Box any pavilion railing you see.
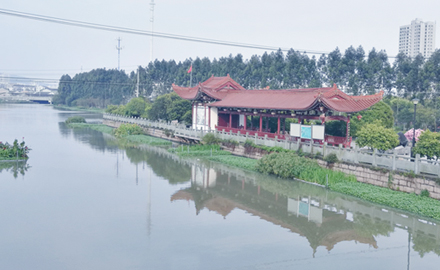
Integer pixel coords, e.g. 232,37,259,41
103,114,440,177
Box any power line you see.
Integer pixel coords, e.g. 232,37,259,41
0,8,332,56
5,75,148,87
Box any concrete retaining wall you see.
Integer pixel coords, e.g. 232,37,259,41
104,116,440,200
319,160,440,199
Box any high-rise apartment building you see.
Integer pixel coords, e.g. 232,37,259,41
399,18,436,58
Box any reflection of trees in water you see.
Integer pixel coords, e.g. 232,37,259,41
58,122,71,138
0,161,30,178
412,231,440,257
59,121,190,185
58,122,118,153
124,146,191,185
353,214,393,239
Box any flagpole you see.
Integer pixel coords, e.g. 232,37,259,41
190,63,193,88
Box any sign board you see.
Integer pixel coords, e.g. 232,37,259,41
301,126,312,139
290,123,325,141
290,123,301,137
312,125,325,140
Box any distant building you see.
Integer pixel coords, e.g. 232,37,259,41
399,18,436,58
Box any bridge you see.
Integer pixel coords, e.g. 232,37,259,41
1,95,52,104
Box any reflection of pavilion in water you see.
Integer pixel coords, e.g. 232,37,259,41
171,162,440,257
172,164,378,255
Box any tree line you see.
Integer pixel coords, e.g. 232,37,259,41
53,47,440,130
54,47,440,106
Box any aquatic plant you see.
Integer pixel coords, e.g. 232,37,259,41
114,123,144,137
65,116,86,124
0,139,31,160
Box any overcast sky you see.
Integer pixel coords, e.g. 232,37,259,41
1,0,439,82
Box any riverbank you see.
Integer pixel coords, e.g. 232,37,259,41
77,121,440,221
53,105,105,113
171,144,440,221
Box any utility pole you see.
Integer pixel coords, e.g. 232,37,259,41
136,66,140,98
116,37,123,70
150,0,155,63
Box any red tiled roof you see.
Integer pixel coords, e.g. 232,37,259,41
172,74,244,100
172,77,383,113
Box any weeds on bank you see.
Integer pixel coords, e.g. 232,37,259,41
169,144,230,157
255,151,356,186
332,181,440,220
66,122,171,146
207,155,258,171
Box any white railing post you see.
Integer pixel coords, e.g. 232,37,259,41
372,148,377,166
415,154,420,174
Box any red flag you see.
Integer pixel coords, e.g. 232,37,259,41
187,65,192,74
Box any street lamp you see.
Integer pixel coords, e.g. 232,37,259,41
412,98,419,157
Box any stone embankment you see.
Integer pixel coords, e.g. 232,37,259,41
104,118,440,200
329,161,440,199
223,145,440,200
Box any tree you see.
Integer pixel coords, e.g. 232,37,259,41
350,101,394,137
356,123,399,151
53,74,72,105
167,98,191,123
413,130,440,160
148,92,191,122
125,97,148,117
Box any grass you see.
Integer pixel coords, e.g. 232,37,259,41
207,155,258,171
54,105,105,113
169,145,230,157
67,123,172,146
124,134,172,146
169,144,230,157
331,181,440,220
67,123,114,134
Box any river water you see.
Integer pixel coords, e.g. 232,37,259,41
1,103,439,270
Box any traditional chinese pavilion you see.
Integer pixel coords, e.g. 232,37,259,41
172,75,383,146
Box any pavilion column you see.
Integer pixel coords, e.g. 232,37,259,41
259,116,263,132
208,106,211,130
346,115,351,147
243,115,247,130
277,117,280,134
250,116,253,129
229,113,232,128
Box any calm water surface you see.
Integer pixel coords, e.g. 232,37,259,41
1,104,440,270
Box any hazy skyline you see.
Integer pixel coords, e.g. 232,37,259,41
1,0,439,82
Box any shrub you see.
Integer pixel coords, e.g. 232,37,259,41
65,116,86,124
356,122,399,151
163,129,174,137
114,123,144,137
105,104,119,114
221,139,238,150
324,153,338,164
413,130,440,160
202,133,221,145
256,151,356,185
420,189,430,197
